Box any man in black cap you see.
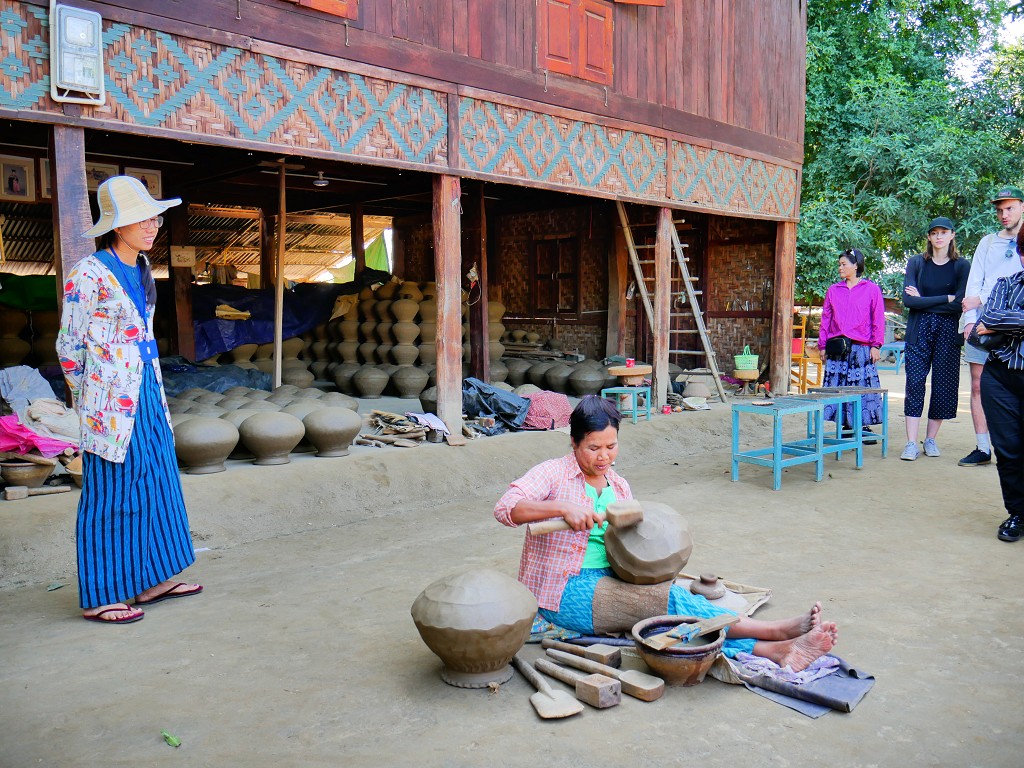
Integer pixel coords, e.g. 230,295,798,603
959,185,1024,466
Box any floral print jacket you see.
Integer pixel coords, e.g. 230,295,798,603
56,252,172,463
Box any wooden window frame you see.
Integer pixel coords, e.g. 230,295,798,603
281,0,358,22
537,0,614,86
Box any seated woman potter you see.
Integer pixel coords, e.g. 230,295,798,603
494,396,838,671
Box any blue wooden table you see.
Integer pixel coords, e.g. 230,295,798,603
787,391,865,468
731,398,825,491
807,386,890,459
601,385,652,424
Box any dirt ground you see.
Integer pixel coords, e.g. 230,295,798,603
1,366,1022,767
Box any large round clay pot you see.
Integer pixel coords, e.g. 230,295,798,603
419,386,438,415
238,399,279,412
528,361,556,388
220,409,261,459
399,281,423,302
504,358,532,387
332,362,362,395
176,387,209,402
244,389,272,401
487,300,506,324
281,367,315,388
302,407,363,457
281,400,324,453
173,417,239,474
195,391,225,405
190,403,227,417
238,412,304,465
392,365,429,399
605,501,693,585
353,366,389,399
0,460,52,488
411,568,537,688
318,392,359,410
544,363,574,393
513,383,542,397
170,412,197,429
217,396,252,412
391,344,419,366
418,342,437,365
486,359,508,385
167,399,193,414
392,321,419,345
569,366,606,396
390,297,419,323
683,382,712,399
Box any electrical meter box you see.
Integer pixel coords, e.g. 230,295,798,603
50,3,105,105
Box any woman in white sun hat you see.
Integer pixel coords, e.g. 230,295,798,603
57,176,202,625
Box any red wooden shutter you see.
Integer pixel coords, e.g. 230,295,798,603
540,0,576,77
579,0,613,85
612,0,665,6
297,0,358,21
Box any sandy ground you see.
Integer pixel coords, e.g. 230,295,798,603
0,366,1022,767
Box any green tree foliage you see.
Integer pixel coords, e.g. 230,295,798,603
798,0,1024,301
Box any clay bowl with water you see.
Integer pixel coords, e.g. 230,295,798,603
631,615,725,686
0,460,52,488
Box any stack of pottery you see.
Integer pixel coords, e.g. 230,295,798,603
338,299,360,364
418,296,437,366
487,300,505,363
227,343,258,369
0,307,30,367
390,296,420,366
411,568,538,688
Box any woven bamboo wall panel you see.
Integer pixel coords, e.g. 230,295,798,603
672,142,799,219
459,97,668,202
0,1,447,166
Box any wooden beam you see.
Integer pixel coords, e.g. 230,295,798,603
771,221,797,396
351,203,365,275
260,205,275,289
606,204,628,358
432,174,463,434
166,204,195,360
464,183,488,382
48,125,92,294
274,162,287,388
653,207,672,409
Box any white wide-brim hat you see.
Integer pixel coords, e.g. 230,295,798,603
83,175,182,237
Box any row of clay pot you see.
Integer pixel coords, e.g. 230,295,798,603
170,386,364,473
0,308,69,368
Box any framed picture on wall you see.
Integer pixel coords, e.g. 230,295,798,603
84,162,118,191
124,167,162,198
38,158,52,199
0,155,36,202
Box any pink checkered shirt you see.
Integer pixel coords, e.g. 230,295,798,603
494,453,632,611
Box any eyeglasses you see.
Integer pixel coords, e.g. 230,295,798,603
138,216,164,230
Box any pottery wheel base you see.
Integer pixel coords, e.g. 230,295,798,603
440,664,514,689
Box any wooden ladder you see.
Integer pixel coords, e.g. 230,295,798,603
615,202,729,403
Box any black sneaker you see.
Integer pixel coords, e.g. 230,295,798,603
958,448,992,466
998,515,1022,542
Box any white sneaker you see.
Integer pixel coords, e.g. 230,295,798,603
923,438,940,457
900,442,920,461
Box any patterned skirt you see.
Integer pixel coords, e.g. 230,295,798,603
77,364,195,608
822,342,883,427
539,567,756,658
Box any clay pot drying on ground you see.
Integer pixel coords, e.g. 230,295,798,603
488,360,508,384
238,412,305,465
302,407,362,457
189,403,227,417
332,362,362,395
503,358,532,387
170,412,197,428
176,387,209,402
569,366,606,396
237,399,279,412
353,366,389,399
318,392,358,410
281,367,315,388
683,382,712,399
217,396,252,412
513,383,542,397
544,363,574,393
527,361,556,388
220,409,262,459
173,417,239,474
689,574,727,600
605,500,693,585
411,568,537,688
392,365,429,398
419,386,438,415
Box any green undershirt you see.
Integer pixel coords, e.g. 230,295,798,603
580,483,617,569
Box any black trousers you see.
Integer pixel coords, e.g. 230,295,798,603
980,359,1024,518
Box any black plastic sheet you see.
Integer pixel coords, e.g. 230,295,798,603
462,377,530,430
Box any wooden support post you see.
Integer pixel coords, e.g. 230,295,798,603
464,183,488,382
166,205,194,360
48,126,92,294
259,208,274,289
433,174,463,435
607,204,628,358
653,207,672,409
351,202,365,275
273,162,287,389
771,221,797,396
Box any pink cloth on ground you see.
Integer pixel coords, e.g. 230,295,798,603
522,391,573,430
0,415,76,457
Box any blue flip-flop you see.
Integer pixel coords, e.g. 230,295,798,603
135,582,204,606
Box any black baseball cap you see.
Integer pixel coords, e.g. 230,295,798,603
991,186,1024,203
926,217,955,232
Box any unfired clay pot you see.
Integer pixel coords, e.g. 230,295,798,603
353,366,389,399
302,407,363,457
488,360,508,384
419,386,438,415
392,366,428,398
318,392,359,410
238,412,305,465
411,568,537,688
527,361,556,388
544,363,574,393
569,366,605,396
689,573,727,600
333,362,361,395
221,409,261,459
503,358,532,387
605,500,693,585
173,417,239,474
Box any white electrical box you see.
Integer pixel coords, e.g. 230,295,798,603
50,3,105,105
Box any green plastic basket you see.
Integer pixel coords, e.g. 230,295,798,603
734,345,759,370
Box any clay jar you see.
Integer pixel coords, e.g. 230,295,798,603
302,407,363,457
173,417,239,474
503,358,532,387
568,366,606,396
411,568,538,688
690,573,727,600
391,365,429,398
332,362,362,395
605,500,693,585
527,361,557,388
353,365,389,399
419,385,438,415
220,409,261,459
488,359,508,385
544,363,574,393
238,412,305,465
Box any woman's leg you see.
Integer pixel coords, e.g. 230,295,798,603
903,329,931,442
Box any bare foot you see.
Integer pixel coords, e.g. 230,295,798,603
800,601,823,634
729,602,825,642
778,623,837,672
83,603,144,623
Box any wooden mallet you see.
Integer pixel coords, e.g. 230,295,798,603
545,648,665,701
541,637,621,668
4,485,72,500
534,658,621,709
528,499,643,536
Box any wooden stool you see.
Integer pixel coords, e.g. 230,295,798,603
601,386,652,424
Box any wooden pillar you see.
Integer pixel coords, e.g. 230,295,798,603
653,207,672,409
770,221,797,395
166,205,195,360
351,203,365,275
606,206,628,358
259,208,274,289
433,174,463,434
464,183,488,382
48,126,92,293
273,163,287,389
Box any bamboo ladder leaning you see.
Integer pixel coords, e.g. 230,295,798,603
614,202,728,403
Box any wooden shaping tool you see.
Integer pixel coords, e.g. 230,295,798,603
641,614,741,652
534,658,620,709
545,648,664,702
541,638,621,668
510,654,583,719
527,499,643,537
4,485,72,500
